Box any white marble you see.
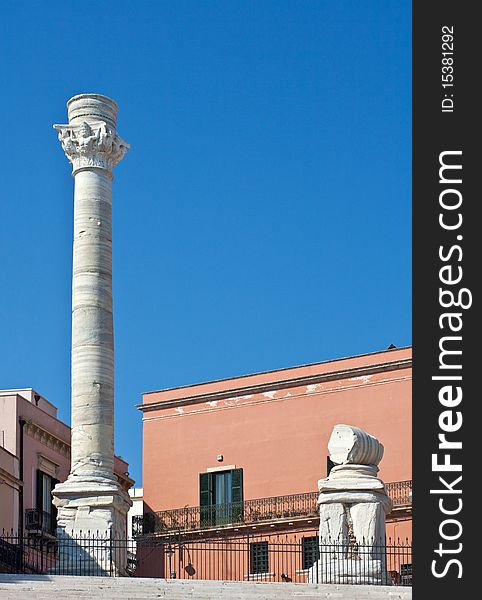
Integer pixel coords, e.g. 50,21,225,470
0,575,413,600
327,423,384,466
51,94,131,574
309,425,392,585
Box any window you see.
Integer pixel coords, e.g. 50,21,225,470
199,468,243,526
250,541,269,574
36,470,58,533
302,536,320,570
213,470,232,505
400,563,412,585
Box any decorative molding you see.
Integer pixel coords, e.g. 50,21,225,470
207,465,236,473
0,465,22,488
24,421,71,459
38,453,60,478
115,472,135,492
53,120,129,174
23,421,131,486
139,358,412,414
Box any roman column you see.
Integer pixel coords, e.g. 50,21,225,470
51,94,131,573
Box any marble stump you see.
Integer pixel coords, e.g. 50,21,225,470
308,425,392,584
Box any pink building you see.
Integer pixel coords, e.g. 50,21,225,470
0,388,133,537
138,347,412,544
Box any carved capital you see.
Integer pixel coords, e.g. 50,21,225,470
53,120,129,174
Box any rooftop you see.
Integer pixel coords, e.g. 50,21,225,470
140,346,412,412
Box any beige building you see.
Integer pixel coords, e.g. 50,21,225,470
127,488,144,540
0,445,20,532
0,388,133,538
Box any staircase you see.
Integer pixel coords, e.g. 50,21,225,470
0,574,411,599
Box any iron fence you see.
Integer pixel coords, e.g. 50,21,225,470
0,530,411,586
134,481,412,535
0,537,23,573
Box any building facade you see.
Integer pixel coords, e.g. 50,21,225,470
0,445,20,533
127,487,144,540
136,347,411,580
0,388,133,539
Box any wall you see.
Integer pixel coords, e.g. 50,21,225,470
127,487,144,539
17,394,71,512
0,446,20,532
0,393,18,456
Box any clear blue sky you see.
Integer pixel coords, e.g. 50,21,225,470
0,1,411,485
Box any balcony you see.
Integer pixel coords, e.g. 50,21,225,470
386,479,412,519
25,509,56,538
133,480,412,536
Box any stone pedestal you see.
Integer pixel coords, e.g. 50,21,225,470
51,94,131,575
309,425,392,585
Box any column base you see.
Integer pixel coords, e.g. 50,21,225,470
51,478,132,576
308,558,391,585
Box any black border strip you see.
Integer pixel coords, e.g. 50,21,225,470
413,2,477,595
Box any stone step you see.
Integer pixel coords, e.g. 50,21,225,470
0,575,412,599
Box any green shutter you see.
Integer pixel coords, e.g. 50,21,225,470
36,470,44,511
231,468,243,503
199,472,212,506
231,468,243,523
199,472,214,527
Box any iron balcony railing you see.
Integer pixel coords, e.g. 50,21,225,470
25,509,56,536
386,480,412,508
134,492,318,536
133,480,412,536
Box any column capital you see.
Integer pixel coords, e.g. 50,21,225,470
54,120,130,175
